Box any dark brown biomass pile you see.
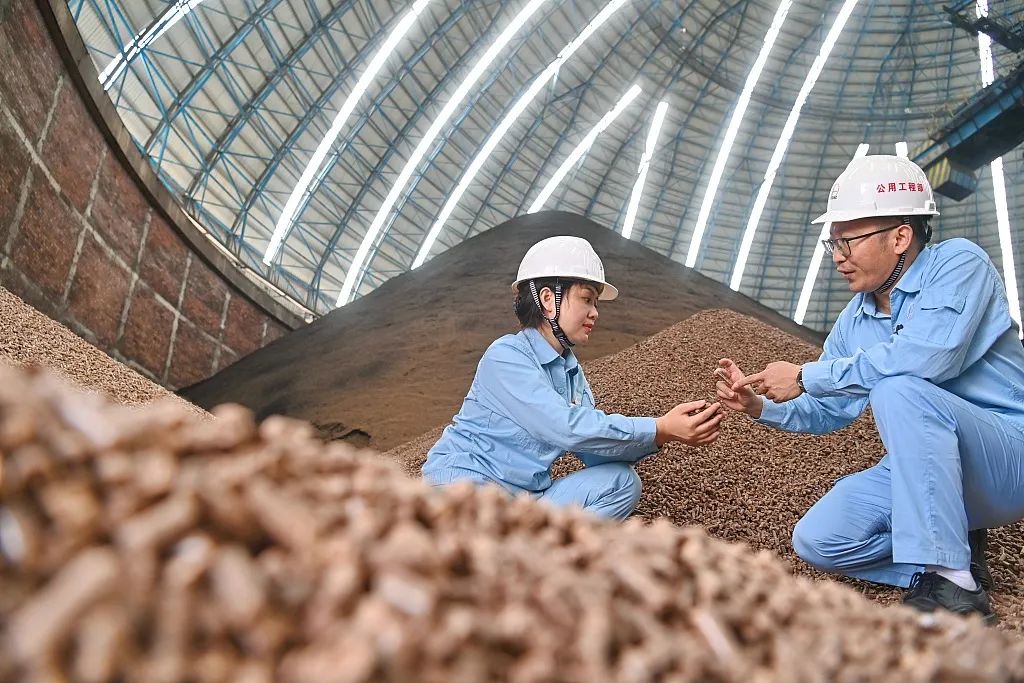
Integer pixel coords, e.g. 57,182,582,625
3,363,1024,682
386,309,1024,632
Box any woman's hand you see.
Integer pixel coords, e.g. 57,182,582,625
714,359,762,418
655,400,723,447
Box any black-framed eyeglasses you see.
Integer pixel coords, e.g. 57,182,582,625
821,223,906,257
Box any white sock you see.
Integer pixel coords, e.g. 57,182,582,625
927,565,978,591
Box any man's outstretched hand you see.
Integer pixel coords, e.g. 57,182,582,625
731,360,803,404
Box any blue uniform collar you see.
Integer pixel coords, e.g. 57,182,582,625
854,246,932,318
522,326,578,370
892,245,930,294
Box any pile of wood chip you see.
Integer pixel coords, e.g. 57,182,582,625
2,364,1023,682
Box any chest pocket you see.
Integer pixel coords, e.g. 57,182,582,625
907,292,967,345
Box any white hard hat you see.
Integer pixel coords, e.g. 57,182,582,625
511,236,618,300
812,155,940,224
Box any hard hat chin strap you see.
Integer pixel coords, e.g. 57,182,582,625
875,251,907,294
529,280,574,351
875,217,911,294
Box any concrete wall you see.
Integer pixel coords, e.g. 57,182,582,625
0,0,302,389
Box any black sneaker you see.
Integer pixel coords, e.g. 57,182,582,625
903,571,997,625
969,528,994,591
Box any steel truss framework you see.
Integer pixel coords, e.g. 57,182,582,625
68,0,1023,329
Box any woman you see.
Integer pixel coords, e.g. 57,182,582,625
422,235,722,520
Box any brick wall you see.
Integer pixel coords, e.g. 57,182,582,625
0,0,295,389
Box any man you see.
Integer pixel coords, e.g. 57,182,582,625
715,154,1024,624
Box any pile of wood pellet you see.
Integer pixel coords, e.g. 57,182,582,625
387,309,1024,632
4,363,1024,682
0,286,201,415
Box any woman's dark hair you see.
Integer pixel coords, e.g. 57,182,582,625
515,278,564,328
514,278,604,328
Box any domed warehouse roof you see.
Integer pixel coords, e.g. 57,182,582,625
66,0,1024,330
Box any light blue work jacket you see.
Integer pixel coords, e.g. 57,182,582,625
759,238,1024,434
422,326,658,492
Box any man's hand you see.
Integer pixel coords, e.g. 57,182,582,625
714,359,762,418
655,400,723,447
734,361,803,404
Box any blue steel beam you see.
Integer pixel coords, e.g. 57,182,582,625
299,5,484,299
78,1,355,308
368,4,651,266
366,1,579,274
69,0,87,21
84,0,180,121
916,64,1024,168
284,4,506,257
255,3,477,282
94,0,213,93
510,9,658,217
514,79,593,215
539,11,803,231
141,0,286,155
231,9,468,246
144,6,225,174
181,3,362,215
758,0,885,311
75,0,998,320
299,0,356,75
345,7,607,296
184,0,364,203
466,81,589,237
586,2,743,224
316,2,589,298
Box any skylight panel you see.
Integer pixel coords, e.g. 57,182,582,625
336,0,552,306
263,0,433,266
684,0,793,267
977,0,1021,334
411,0,634,270
99,0,210,90
792,143,868,325
528,84,642,214
621,101,668,239
729,0,860,292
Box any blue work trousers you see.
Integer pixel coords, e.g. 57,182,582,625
793,375,1024,587
424,462,642,521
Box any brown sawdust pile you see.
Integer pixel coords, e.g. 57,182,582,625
386,309,1024,632
0,286,202,416
4,364,1024,682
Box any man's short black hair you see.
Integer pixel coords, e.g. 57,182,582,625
908,216,933,246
